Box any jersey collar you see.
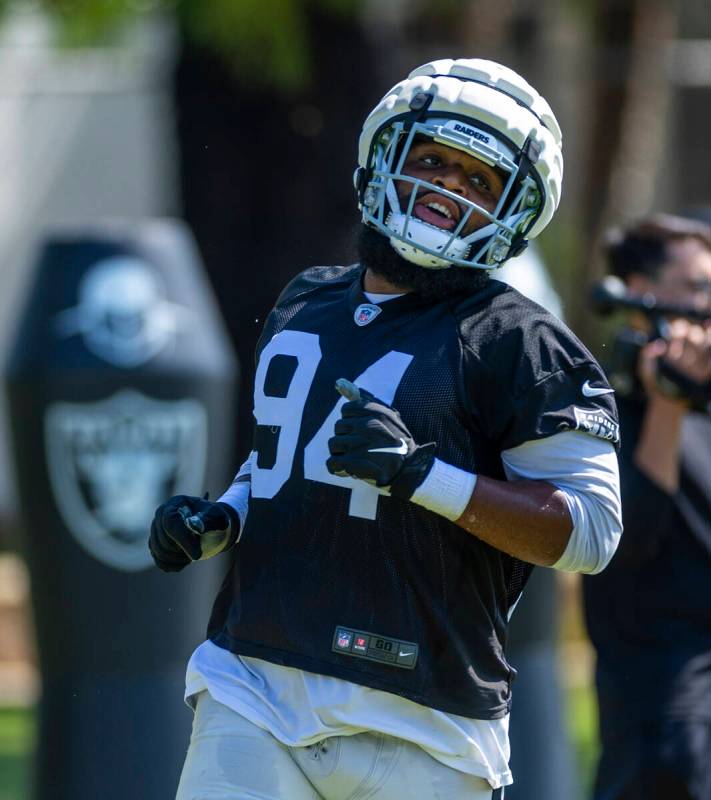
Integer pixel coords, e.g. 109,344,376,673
347,266,438,316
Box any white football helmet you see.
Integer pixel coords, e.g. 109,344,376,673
355,58,563,269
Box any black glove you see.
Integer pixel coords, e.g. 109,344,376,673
149,494,237,573
326,385,436,499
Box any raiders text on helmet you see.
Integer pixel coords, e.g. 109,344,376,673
355,58,563,270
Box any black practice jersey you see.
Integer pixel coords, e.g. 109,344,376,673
208,264,619,719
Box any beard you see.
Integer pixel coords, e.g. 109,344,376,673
355,224,489,302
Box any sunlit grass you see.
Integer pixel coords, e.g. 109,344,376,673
567,682,600,797
0,706,34,800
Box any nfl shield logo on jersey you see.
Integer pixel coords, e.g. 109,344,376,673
45,389,207,571
354,303,382,327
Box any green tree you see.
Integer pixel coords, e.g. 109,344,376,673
35,0,360,90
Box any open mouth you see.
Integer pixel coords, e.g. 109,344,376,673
412,194,461,232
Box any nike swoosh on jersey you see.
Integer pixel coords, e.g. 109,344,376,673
582,380,615,397
368,438,409,455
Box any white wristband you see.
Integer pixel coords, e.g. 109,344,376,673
217,481,250,538
215,452,254,544
410,458,477,521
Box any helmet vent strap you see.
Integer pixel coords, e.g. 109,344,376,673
526,138,541,164
515,135,536,183
404,92,434,129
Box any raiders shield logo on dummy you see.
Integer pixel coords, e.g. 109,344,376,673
45,389,208,571
53,255,185,367
4,218,239,798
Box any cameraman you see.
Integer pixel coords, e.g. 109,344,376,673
584,214,711,800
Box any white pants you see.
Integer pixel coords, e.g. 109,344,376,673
176,691,500,800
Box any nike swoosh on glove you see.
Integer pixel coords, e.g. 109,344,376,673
326,384,436,499
149,494,238,572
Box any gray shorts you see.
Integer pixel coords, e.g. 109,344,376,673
176,691,502,800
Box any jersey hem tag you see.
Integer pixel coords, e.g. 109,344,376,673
332,625,419,669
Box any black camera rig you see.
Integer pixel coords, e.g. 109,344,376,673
591,276,711,408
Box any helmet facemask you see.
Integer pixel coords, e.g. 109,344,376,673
359,116,543,270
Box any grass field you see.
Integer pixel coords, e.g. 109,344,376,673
0,707,33,800
567,683,601,794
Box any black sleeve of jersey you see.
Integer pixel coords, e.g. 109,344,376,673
459,287,620,452
504,361,620,450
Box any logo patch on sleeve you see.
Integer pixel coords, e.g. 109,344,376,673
573,406,620,443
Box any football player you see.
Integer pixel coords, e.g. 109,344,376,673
150,58,622,799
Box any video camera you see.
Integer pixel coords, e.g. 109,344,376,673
591,275,711,408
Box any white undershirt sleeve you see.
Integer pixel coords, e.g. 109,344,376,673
216,451,254,540
501,431,622,574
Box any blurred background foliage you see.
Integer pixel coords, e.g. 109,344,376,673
17,0,709,361
34,0,364,89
